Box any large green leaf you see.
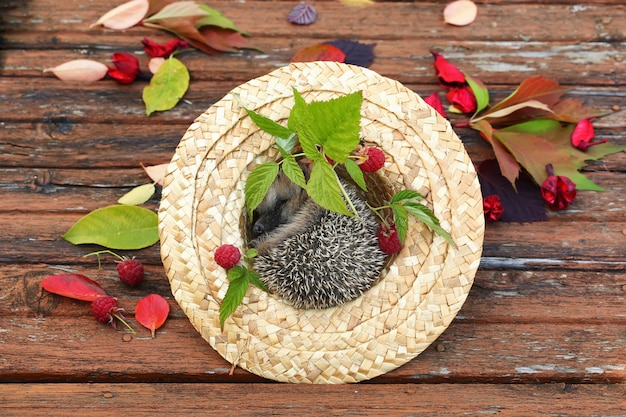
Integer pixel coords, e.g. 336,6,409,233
244,162,280,216
219,271,249,329
62,205,159,250
143,57,189,116
307,159,351,216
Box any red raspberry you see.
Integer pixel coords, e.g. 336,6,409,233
214,244,241,269
117,257,144,287
359,147,385,173
377,223,403,255
91,296,121,324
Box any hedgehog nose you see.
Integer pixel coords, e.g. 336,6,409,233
253,222,266,236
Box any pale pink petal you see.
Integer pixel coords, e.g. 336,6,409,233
43,59,108,82
148,57,166,74
91,0,150,30
444,0,478,27
143,163,169,186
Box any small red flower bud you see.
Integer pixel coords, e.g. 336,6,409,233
424,92,447,118
483,194,504,222
541,164,577,211
430,51,466,87
571,119,607,151
142,37,188,58
446,86,477,114
108,52,140,84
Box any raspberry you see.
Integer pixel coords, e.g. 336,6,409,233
215,244,241,269
359,147,385,173
91,296,121,324
117,257,144,287
377,223,403,255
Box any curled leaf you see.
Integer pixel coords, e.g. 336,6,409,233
44,60,108,82
444,0,478,27
62,205,159,250
41,274,107,302
118,183,156,205
135,294,170,338
91,0,149,30
288,2,318,25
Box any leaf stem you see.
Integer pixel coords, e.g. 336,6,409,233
336,174,360,218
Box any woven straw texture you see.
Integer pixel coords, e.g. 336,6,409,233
158,61,484,384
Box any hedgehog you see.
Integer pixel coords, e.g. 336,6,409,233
249,165,387,310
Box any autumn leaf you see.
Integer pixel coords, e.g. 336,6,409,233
199,27,248,53
483,76,568,117
91,0,150,30
44,60,108,82
550,98,611,123
135,294,170,338
41,274,108,302
291,44,346,63
196,5,248,34
324,40,376,67
473,119,522,187
339,0,375,7
288,1,318,25
142,56,189,116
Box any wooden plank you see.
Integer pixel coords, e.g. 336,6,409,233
0,383,624,417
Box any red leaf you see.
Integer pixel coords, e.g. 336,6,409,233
41,274,107,302
291,44,346,63
135,294,170,338
199,27,248,53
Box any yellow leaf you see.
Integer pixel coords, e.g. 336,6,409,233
43,59,108,82
91,0,149,30
444,0,478,27
338,0,375,8
118,183,156,205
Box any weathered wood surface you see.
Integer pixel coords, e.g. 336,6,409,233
1,0,625,414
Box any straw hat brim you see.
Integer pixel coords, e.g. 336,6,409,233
158,61,485,384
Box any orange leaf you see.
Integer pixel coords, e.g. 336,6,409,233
135,294,170,338
291,44,346,63
43,59,108,82
91,0,149,30
444,0,478,27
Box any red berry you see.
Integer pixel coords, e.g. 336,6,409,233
91,296,121,324
214,244,241,269
377,223,403,255
117,257,144,287
359,147,385,172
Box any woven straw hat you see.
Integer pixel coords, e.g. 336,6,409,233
159,61,484,384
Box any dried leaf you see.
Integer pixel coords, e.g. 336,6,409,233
143,163,169,185
135,294,170,338
484,76,568,117
91,0,149,30
473,99,553,122
41,274,107,302
62,205,159,250
324,39,376,67
118,183,156,205
199,27,248,52
291,44,346,63
44,59,108,82
142,57,190,116
477,159,548,223
288,2,318,25
444,0,478,27
338,0,375,7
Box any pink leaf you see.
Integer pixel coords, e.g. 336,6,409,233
288,2,317,25
43,60,108,82
41,274,107,302
143,162,169,185
148,57,166,74
444,0,478,27
135,294,170,338
91,0,150,30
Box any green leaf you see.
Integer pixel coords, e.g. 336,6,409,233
245,248,258,259
465,73,489,114
288,88,308,132
403,202,456,248
142,57,189,116
344,158,367,191
281,154,307,189
276,133,298,154
196,5,247,34
143,1,209,22
117,183,156,205
247,269,269,292
62,205,159,250
226,266,247,282
243,106,294,139
390,190,424,204
244,162,280,216
307,159,351,216
302,91,363,163
391,203,409,244
219,272,249,329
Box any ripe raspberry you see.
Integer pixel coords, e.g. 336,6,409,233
359,147,385,173
215,244,241,269
377,223,403,255
91,295,121,324
117,257,144,287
